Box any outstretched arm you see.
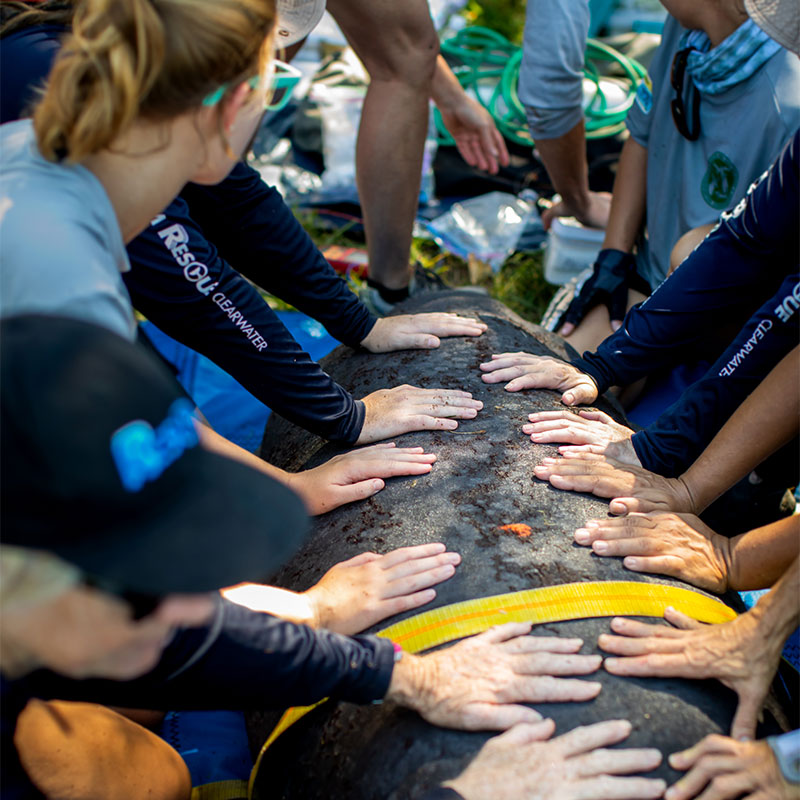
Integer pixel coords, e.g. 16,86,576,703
534,346,799,516
222,542,461,635
575,511,800,593
676,345,799,514
198,425,442,515
535,123,613,232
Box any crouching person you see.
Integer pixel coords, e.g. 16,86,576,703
1,315,608,799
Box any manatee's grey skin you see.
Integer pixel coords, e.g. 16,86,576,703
248,291,781,799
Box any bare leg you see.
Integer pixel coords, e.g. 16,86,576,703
564,288,648,356
327,0,439,292
15,700,191,800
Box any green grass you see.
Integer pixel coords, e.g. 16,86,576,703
281,208,557,325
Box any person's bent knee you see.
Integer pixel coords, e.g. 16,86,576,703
328,0,439,86
15,699,191,800
668,224,716,275
358,25,438,86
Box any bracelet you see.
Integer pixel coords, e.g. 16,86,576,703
372,642,404,705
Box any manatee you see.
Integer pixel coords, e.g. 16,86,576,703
247,291,790,799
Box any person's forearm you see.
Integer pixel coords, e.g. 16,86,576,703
181,164,376,348
220,583,316,627
679,347,799,512
35,600,395,711
196,422,289,483
534,120,594,218
601,137,647,252
430,54,466,111
726,516,800,591
748,556,800,652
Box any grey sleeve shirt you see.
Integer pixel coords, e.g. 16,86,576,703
0,120,135,340
519,0,590,139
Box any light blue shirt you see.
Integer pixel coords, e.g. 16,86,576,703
626,16,800,289
0,119,135,339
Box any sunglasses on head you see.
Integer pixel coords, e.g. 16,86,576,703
202,60,302,113
83,575,163,621
670,47,701,141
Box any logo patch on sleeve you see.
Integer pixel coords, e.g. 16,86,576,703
635,75,653,114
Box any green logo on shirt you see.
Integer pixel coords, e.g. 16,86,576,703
701,151,739,210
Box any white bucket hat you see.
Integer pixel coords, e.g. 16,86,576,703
745,0,800,55
275,0,327,47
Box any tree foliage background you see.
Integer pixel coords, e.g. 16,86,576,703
462,0,527,44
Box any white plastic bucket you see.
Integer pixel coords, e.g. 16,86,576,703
543,217,605,285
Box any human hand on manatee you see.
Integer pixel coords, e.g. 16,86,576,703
357,384,483,444
558,437,641,466
303,543,461,634
288,443,437,514
480,353,598,405
443,719,665,800
361,313,487,353
222,543,460,636
600,606,782,742
665,734,799,800
533,452,695,515
574,512,731,593
386,622,603,730
522,409,635,452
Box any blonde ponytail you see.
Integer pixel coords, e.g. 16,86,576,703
33,0,275,162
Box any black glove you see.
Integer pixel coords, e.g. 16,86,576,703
557,249,637,331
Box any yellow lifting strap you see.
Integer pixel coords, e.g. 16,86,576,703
191,779,249,800
248,580,736,796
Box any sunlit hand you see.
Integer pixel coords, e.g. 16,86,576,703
304,543,461,634
480,353,598,405
574,512,730,593
357,385,483,444
533,452,695,515
444,719,665,800
388,622,602,730
223,543,459,636
288,443,437,514
522,409,634,450
361,313,487,353
437,94,510,175
667,735,799,800
541,191,612,232
600,606,781,741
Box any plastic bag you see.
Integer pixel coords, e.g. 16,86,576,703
425,190,542,271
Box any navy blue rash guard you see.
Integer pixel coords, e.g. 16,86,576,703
2,25,377,444
127,169,374,443
0,24,64,124
1,599,394,799
573,130,800,477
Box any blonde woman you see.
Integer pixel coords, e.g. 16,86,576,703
1,0,493,518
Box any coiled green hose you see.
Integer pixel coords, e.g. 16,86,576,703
436,26,648,146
